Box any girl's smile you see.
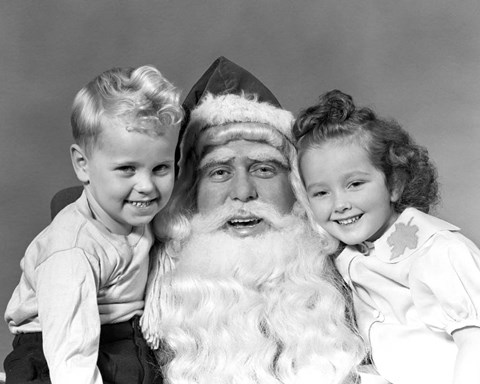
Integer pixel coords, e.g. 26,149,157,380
335,214,362,225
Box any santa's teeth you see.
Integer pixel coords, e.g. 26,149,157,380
230,218,260,226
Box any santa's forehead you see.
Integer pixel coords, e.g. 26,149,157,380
199,140,286,167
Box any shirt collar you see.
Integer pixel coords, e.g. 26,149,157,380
359,208,459,262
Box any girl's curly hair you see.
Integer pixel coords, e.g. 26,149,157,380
293,89,439,213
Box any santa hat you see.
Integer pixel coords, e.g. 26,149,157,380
176,56,295,176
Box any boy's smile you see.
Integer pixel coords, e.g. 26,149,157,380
126,199,156,208
72,117,179,235
125,197,159,214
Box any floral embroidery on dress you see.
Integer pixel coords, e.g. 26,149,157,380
387,217,419,259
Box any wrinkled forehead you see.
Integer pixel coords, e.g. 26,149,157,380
195,121,289,166
199,140,288,169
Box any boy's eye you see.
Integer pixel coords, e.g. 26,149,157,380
153,164,171,175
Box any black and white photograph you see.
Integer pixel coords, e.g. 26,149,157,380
1,1,479,383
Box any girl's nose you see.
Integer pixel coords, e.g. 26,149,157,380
334,195,352,213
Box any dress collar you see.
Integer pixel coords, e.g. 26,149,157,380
356,208,459,262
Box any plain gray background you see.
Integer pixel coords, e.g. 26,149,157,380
1,0,479,365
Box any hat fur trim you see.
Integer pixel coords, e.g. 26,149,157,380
187,93,294,141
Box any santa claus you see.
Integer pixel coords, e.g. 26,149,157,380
141,57,365,384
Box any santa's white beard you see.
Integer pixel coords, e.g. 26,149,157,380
152,202,361,384
174,202,303,289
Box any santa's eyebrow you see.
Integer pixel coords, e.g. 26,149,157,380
259,158,290,171
199,146,288,170
198,156,234,172
246,152,289,169
199,146,235,169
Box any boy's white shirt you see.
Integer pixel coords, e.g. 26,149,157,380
335,207,480,384
5,191,153,384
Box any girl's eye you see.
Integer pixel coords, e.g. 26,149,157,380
117,166,135,174
349,181,365,189
312,190,328,198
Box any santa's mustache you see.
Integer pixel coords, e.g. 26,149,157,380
190,200,295,235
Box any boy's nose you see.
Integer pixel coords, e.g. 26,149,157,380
229,172,257,203
136,174,155,194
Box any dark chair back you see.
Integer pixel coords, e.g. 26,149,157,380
50,186,83,219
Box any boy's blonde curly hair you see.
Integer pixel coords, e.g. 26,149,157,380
71,65,183,154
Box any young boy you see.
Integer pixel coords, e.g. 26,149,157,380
4,65,183,384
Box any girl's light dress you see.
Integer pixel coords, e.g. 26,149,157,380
335,207,480,384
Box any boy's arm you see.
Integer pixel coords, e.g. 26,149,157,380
36,249,102,384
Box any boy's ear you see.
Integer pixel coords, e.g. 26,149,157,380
70,144,90,184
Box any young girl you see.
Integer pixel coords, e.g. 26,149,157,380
292,89,480,384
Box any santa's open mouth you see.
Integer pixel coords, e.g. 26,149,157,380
221,212,270,237
227,217,263,228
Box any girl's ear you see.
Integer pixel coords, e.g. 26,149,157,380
390,171,406,203
70,144,90,184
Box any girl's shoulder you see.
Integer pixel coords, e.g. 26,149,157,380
409,210,480,279
394,207,459,234
372,208,460,262
402,208,476,252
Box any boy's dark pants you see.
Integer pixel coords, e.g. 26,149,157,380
3,316,163,384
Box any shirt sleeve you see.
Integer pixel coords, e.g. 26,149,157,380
409,233,480,335
36,248,103,384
